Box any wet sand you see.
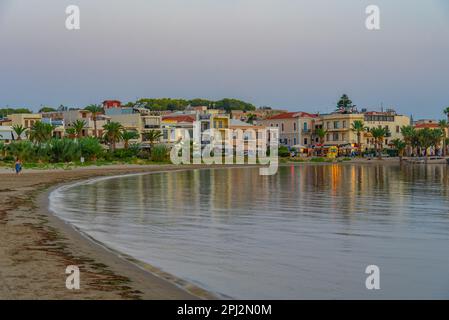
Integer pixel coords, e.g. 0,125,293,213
0,164,228,300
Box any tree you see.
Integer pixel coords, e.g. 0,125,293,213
315,128,327,156
400,125,416,157
246,114,257,124
142,129,162,147
103,122,124,152
370,127,387,159
71,120,86,138
11,124,27,141
444,107,449,120
122,130,139,149
28,121,54,144
65,128,76,139
336,94,357,114
439,120,448,156
84,104,104,138
391,139,406,162
351,120,366,156
38,107,56,113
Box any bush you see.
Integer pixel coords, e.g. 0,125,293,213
278,146,290,158
310,157,326,162
6,141,35,162
49,138,81,163
79,137,104,161
151,144,169,162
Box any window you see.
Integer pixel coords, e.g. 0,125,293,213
281,123,284,132
334,121,340,129
327,122,330,129
304,138,308,145
294,138,297,145
396,126,400,133
343,121,346,128
303,122,308,131
25,120,29,127
293,123,297,131
333,133,339,141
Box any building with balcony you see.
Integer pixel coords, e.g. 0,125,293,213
259,112,318,147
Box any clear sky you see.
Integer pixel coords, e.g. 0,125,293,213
0,0,448,119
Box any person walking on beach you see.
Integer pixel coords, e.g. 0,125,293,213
15,158,22,175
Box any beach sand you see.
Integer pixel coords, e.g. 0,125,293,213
0,164,224,300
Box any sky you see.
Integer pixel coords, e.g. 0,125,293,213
0,0,448,119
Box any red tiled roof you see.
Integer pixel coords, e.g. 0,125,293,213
414,123,439,129
162,115,195,123
266,112,318,120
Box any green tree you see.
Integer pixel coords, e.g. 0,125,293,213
38,107,56,113
28,122,54,144
49,138,81,163
142,129,163,147
72,120,87,138
65,128,76,139
0,108,32,118
103,122,124,152
439,120,448,156
78,137,103,161
391,139,406,162
11,124,27,141
84,104,104,138
336,94,356,114
122,130,140,149
351,120,366,156
246,113,257,124
370,127,387,159
400,125,416,157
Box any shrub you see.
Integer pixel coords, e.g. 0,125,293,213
6,141,35,162
310,157,326,162
151,144,169,162
49,138,81,163
79,137,103,161
278,146,290,158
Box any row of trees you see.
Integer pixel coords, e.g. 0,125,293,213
127,98,256,112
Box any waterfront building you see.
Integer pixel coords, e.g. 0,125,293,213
7,113,42,129
63,110,109,137
161,115,195,144
259,112,318,147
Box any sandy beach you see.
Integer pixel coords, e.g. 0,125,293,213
0,164,230,300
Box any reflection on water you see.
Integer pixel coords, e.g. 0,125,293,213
50,164,449,299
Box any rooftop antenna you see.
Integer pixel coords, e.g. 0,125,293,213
381,102,384,113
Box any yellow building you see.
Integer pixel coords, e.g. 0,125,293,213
319,110,411,150
8,113,42,129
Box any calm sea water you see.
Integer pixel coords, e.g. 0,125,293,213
49,164,449,299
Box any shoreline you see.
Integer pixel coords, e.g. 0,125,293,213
1,164,257,300
1,160,446,299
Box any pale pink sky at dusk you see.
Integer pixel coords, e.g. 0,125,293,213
0,0,448,119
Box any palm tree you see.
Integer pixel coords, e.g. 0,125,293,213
416,128,434,161
315,128,327,156
444,107,449,121
400,125,416,157
438,120,448,156
142,129,163,147
351,120,366,156
72,120,86,138
11,124,27,141
431,128,444,156
122,130,139,149
103,122,124,152
84,104,104,138
370,127,387,159
65,128,76,139
28,121,54,144
391,139,406,162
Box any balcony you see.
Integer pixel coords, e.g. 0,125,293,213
144,124,161,129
